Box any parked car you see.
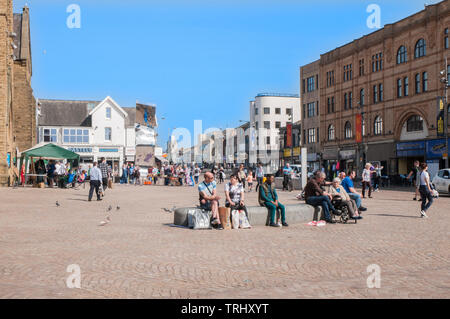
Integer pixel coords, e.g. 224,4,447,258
432,169,450,195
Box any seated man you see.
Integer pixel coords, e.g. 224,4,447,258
258,174,288,227
303,171,340,224
341,171,368,212
329,178,362,220
198,172,223,230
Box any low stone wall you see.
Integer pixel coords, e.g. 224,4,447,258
174,204,323,227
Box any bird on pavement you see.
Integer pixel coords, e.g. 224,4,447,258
116,205,120,211
56,201,60,207
107,205,112,212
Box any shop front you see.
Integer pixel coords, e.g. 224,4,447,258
366,142,395,176
339,149,357,175
322,147,339,180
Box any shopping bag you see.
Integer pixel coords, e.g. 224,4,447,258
108,179,113,189
239,210,252,229
218,207,231,230
231,210,240,229
187,209,212,230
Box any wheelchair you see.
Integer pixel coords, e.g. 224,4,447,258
331,196,357,224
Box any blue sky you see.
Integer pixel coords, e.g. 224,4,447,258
14,0,439,148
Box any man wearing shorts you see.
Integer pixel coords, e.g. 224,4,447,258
198,172,223,230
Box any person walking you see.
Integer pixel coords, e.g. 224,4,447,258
88,162,102,201
282,163,294,192
407,161,421,201
418,163,433,218
373,163,383,191
255,162,264,192
362,163,373,199
194,164,201,184
98,157,109,196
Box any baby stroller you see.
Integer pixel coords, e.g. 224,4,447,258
331,196,357,224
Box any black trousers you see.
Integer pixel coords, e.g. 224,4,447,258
225,203,249,220
102,178,108,191
89,180,101,200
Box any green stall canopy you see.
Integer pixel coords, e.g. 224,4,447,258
21,143,80,161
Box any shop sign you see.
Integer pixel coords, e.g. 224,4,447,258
426,139,449,159
340,150,356,160
99,148,118,153
396,141,425,157
68,147,92,153
322,148,338,160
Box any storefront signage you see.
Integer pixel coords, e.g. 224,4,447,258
396,141,425,157
99,148,119,153
340,150,356,160
322,148,338,160
125,147,136,155
426,139,449,159
68,147,92,153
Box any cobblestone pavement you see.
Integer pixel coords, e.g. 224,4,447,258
0,183,449,299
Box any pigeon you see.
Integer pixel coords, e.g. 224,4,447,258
56,201,60,207
116,205,120,211
99,216,110,226
162,206,176,213
107,205,112,212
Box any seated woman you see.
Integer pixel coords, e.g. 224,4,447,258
77,170,86,188
329,178,362,220
225,174,249,220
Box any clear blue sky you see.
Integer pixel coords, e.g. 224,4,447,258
14,0,438,148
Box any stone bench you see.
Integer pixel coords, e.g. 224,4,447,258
174,204,323,227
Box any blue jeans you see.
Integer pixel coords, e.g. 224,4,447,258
306,196,334,221
348,193,362,208
419,186,433,212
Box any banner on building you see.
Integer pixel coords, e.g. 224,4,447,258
136,103,157,146
135,146,156,167
437,97,445,137
355,114,362,143
286,123,292,148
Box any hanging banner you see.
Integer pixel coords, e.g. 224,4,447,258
437,97,445,137
355,114,362,143
286,123,292,148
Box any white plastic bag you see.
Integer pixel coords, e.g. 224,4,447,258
188,209,211,230
239,211,252,229
231,210,240,229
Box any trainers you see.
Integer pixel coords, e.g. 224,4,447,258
211,218,219,225
359,206,367,212
420,211,428,218
351,216,363,220
269,222,281,227
325,219,336,224
413,197,417,201
217,224,224,230
282,222,289,227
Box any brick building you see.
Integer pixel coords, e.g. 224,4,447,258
300,59,321,172
0,1,35,186
313,0,450,178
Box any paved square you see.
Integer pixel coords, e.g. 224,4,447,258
0,184,449,298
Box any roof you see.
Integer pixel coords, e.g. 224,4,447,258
21,143,80,160
39,99,100,127
123,107,136,127
256,93,299,98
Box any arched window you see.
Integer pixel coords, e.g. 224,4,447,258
344,121,352,139
328,124,335,141
374,116,383,135
407,115,424,132
415,39,426,58
397,46,407,64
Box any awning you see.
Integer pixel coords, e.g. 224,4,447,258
155,155,169,163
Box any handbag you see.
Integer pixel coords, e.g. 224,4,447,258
187,209,212,230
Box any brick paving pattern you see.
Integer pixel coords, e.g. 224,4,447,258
0,183,449,298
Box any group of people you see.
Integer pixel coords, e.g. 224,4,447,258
197,165,288,230
120,162,140,184
161,163,201,186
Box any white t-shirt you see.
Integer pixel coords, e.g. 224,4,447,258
420,171,429,186
362,169,371,182
225,182,244,204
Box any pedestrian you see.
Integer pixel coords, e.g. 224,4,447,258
246,169,254,192
194,164,201,184
373,163,383,191
282,163,294,192
255,162,264,192
121,163,128,184
88,162,102,201
362,163,373,199
237,164,247,190
418,163,433,218
407,161,421,201
98,157,109,196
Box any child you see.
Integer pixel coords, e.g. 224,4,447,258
246,170,254,192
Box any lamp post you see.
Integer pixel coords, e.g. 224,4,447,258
439,58,449,168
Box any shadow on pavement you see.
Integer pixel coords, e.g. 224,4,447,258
368,213,421,219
